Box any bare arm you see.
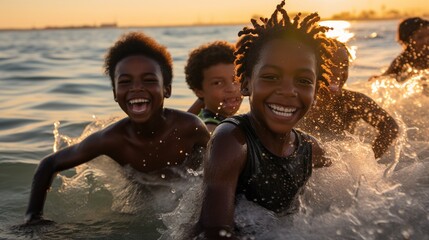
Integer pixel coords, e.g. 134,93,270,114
354,92,399,159
309,135,331,168
187,98,205,115
198,123,247,239
24,131,105,224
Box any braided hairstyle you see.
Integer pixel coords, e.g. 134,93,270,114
234,0,334,89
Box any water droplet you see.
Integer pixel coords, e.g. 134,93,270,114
218,230,227,237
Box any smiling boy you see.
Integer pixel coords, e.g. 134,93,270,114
24,32,210,224
185,41,242,133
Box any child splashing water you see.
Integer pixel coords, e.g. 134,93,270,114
24,32,210,225
369,17,429,82
196,1,334,238
299,40,399,160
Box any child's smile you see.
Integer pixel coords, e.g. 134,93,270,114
246,38,317,134
197,63,242,117
128,97,150,114
267,104,296,118
114,55,169,123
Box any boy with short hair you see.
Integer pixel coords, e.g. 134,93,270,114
185,41,242,133
370,17,429,82
24,32,210,224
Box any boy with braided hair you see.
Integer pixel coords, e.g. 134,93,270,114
197,1,334,238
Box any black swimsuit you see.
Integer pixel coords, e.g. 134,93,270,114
222,114,313,213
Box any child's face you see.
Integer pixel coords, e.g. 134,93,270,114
328,45,349,96
114,55,171,123
244,39,317,134
195,63,242,117
410,26,429,53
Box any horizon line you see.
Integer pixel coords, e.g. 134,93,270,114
0,16,412,32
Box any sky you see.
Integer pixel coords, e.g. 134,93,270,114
0,0,428,29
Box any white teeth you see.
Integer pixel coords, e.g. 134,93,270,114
268,104,296,117
129,98,149,104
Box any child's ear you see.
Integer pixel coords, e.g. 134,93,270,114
194,88,205,99
241,78,250,96
164,85,172,98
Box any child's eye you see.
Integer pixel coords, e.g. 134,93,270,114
297,77,314,85
118,79,131,84
143,78,158,83
212,80,224,86
260,74,279,81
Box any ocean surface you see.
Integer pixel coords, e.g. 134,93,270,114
1,20,428,239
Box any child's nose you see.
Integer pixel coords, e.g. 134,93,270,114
277,79,297,96
131,80,144,90
226,81,239,92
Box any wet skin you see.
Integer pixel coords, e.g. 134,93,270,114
300,46,399,159
197,39,329,239
376,26,429,80
25,55,210,225
194,63,242,132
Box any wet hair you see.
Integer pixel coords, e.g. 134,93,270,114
104,32,173,91
185,41,235,90
397,17,429,46
332,39,352,62
234,0,335,88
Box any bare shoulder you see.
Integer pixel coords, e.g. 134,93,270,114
165,108,206,129
343,89,379,109
208,121,247,163
342,89,369,102
164,108,210,146
205,121,248,178
88,118,129,147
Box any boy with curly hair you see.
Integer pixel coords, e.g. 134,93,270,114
24,32,210,225
185,41,242,133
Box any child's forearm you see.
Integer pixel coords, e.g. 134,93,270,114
25,156,57,223
373,121,399,159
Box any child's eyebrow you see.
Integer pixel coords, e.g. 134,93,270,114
261,64,316,75
117,72,158,78
260,64,282,71
295,68,316,76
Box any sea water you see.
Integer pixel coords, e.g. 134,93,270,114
0,20,428,239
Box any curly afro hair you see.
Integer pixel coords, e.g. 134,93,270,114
397,17,429,46
185,41,235,90
234,0,335,89
104,32,173,91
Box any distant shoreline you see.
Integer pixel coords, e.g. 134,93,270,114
0,17,408,32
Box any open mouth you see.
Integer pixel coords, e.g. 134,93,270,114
267,104,296,117
222,97,242,109
128,98,150,113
